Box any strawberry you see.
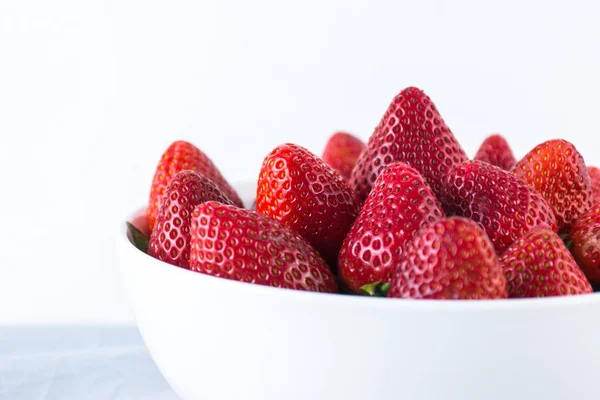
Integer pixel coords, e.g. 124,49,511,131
321,131,366,181
473,134,516,170
338,162,445,294
148,170,234,269
190,202,338,293
349,86,468,202
569,204,600,284
443,160,557,253
512,139,593,233
587,166,600,204
500,227,592,297
388,217,507,300
147,140,243,231
130,208,150,238
256,143,360,268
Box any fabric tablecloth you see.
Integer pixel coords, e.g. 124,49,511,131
0,327,177,399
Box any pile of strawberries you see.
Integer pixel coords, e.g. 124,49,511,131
128,86,600,300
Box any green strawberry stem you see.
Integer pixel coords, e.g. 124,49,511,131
359,281,390,297
126,222,149,253
559,232,573,250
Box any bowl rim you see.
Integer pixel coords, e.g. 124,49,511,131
119,206,600,311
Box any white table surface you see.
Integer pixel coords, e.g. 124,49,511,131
0,327,178,399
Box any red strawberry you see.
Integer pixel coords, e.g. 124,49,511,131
349,86,468,202
256,143,360,268
500,227,592,297
569,204,600,284
338,162,445,294
190,202,338,293
148,170,234,268
473,134,516,170
147,140,243,231
443,160,557,253
321,131,366,181
130,208,150,238
388,217,507,300
512,139,593,233
587,166,600,204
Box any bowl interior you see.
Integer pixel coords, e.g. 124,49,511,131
121,180,600,311
118,180,600,400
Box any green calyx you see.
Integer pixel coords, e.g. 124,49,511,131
126,222,149,253
359,281,390,297
559,232,573,251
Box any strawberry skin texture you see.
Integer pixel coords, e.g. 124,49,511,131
256,143,360,268
148,170,235,269
321,131,366,181
587,166,600,204
443,160,557,254
569,204,600,284
190,202,339,293
147,140,243,231
388,217,507,300
349,86,468,202
338,162,445,294
512,139,593,233
500,227,592,297
473,134,516,171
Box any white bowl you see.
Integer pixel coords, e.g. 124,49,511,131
118,182,600,400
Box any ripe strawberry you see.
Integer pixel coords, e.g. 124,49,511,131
473,134,516,170
190,202,338,293
512,139,593,233
443,160,557,253
321,131,366,181
569,204,600,284
256,143,360,268
147,140,243,231
148,170,234,269
388,217,507,300
130,208,150,238
587,166,600,204
349,86,468,202
500,227,592,297
338,162,445,294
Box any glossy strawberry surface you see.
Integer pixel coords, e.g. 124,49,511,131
149,170,234,269
512,139,592,233
256,143,360,268
500,227,592,297
321,131,366,181
349,86,468,202
569,204,600,284
190,202,338,293
388,217,507,300
339,162,444,293
473,134,516,171
148,140,243,231
443,160,557,253
587,166,600,204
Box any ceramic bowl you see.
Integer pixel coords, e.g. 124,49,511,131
118,182,600,400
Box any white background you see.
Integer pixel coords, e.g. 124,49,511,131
1,0,599,325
